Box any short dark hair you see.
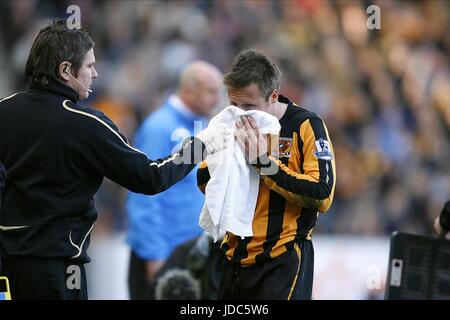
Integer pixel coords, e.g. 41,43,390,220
223,49,282,100
25,19,95,87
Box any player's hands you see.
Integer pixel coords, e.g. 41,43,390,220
234,116,268,164
196,124,231,156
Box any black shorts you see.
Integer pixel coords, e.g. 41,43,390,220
218,240,314,300
0,257,87,300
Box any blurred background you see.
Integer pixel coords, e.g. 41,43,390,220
0,0,449,299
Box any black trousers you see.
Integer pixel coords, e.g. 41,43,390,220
0,257,87,300
128,250,153,300
219,240,314,300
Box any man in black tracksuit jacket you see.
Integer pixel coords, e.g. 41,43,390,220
0,20,226,299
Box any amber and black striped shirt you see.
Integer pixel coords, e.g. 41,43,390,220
197,95,336,266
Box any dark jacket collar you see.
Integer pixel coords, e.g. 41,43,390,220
30,81,79,102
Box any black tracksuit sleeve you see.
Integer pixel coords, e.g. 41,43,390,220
78,109,206,195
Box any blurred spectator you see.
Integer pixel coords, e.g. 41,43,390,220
154,268,201,300
125,60,222,299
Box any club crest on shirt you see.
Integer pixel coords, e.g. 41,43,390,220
273,137,293,158
313,138,333,161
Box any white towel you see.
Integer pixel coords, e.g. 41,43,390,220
199,106,281,242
